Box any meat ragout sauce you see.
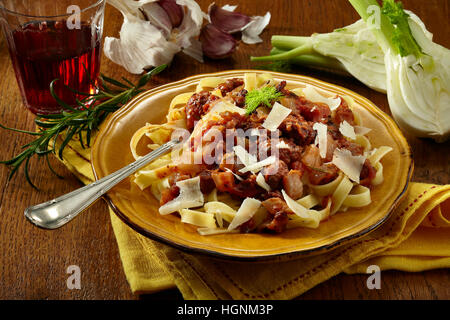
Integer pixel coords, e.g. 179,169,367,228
162,79,377,233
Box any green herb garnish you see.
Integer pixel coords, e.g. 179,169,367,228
381,0,423,58
245,86,284,115
0,65,167,189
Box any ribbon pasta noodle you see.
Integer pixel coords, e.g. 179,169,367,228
128,73,392,235
196,77,226,93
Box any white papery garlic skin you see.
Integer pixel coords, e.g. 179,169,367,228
104,1,271,73
104,17,180,74
104,0,203,74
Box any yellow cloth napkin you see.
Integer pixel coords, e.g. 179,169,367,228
58,136,450,299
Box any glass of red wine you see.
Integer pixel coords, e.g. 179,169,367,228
0,0,105,115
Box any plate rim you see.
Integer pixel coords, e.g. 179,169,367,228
92,69,413,261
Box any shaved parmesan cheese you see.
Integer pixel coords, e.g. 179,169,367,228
256,172,271,191
282,190,324,228
313,122,328,159
179,209,216,228
303,85,341,110
276,140,290,149
339,120,356,140
227,198,261,230
159,177,204,215
354,125,372,136
281,190,309,219
332,148,366,183
252,205,269,227
239,156,276,174
197,228,239,236
224,167,243,181
262,102,292,131
233,145,257,167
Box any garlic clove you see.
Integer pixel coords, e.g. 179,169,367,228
140,2,173,38
200,23,238,59
174,0,204,49
158,0,184,28
208,3,251,34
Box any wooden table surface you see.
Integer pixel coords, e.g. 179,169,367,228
0,0,448,300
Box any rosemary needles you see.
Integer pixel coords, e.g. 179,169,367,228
0,64,167,189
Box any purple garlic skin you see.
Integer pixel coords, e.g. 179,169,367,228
200,23,238,59
208,3,251,34
140,2,173,37
158,0,184,28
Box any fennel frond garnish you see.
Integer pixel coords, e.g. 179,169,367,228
245,86,284,115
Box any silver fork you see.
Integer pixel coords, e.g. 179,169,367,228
24,139,180,229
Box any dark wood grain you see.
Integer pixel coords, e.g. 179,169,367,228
0,0,448,300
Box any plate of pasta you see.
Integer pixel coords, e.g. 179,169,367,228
91,70,412,260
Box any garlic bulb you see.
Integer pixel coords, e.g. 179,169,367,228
104,0,203,74
105,1,270,72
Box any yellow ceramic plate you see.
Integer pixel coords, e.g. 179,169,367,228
91,70,413,261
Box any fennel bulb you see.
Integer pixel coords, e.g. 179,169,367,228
252,11,431,94
252,0,449,142
350,0,450,142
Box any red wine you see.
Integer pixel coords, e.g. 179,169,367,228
7,20,101,114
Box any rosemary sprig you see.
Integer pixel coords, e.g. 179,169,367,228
0,64,167,189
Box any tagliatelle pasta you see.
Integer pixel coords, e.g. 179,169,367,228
129,73,392,235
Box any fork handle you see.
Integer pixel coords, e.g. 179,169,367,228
24,139,180,229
